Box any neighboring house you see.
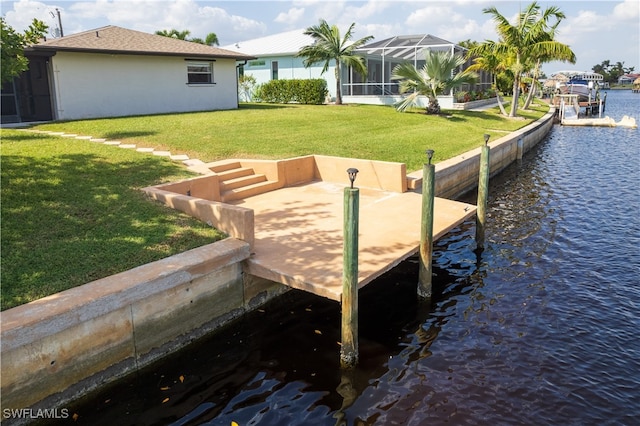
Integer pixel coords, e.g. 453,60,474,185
225,31,490,107
345,34,492,107
222,29,336,100
618,74,640,85
1,26,254,123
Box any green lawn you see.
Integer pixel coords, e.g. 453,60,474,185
30,102,548,172
1,102,548,310
0,130,225,310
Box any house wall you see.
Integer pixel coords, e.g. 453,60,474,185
50,52,239,120
243,54,337,100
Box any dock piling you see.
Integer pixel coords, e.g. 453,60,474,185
476,135,491,250
418,150,435,299
341,168,359,368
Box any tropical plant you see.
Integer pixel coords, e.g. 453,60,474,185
155,29,219,46
190,33,220,46
470,1,575,117
297,20,373,105
1,18,48,84
155,28,191,40
466,50,510,115
238,74,257,101
391,50,478,114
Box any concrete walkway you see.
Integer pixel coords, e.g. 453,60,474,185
235,181,476,301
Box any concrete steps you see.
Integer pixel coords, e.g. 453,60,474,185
209,161,280,202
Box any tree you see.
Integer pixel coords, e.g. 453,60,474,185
471,2,575,117
391,50,478,114
297,20,373,105
1,18,48,85
189,33,219,46
155,29,218,46
238,73,257,102
155,29,191,40
521,15,575,110
467,51,509,115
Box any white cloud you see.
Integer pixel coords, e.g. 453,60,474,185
612,0,639,20
274,7,305,25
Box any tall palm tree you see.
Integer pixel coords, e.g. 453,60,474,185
472,2,575,117
297,20,373,105
391,50,478,114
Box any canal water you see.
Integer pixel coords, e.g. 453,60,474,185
68,91,639,425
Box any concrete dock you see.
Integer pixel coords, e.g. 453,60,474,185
234,180,476,301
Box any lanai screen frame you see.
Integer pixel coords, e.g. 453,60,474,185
343,34,469,96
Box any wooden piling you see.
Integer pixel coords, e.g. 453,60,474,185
418,155,435,299
341,187,359,368
476,142,490,250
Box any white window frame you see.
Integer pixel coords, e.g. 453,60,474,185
186,61,215,85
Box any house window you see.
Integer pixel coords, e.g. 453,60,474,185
271,61,278,80
187,61,214,84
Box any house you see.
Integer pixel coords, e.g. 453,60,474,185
222,29,336,101
224,31,490,107
1,26,254,123
344,34,492,107
618,73,640,85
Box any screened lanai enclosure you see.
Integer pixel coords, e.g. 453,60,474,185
342,34,492,107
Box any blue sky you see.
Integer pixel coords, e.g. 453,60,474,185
2,0,638,75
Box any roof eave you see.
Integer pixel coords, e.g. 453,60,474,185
27,45,255,61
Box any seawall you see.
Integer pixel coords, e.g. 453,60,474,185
0,108,555,422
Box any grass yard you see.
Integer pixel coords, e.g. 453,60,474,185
30,102,548,172
1,102,548,309
0,130,225,310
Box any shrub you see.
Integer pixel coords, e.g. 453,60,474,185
257,79,328,104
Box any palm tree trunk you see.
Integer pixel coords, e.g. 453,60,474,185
509,77,519,117
523,61,541,110
494,76,507,116
335,61,342,105
523,80,536,110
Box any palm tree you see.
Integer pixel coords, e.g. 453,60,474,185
155,29,191,40
467,51,509,115
522,20,576,109
156,29,219,46
297,20,373,105
190,33,219,46
471,2,575,117
391,50,478,114
204,33,219,46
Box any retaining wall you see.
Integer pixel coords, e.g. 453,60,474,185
407,109,555,198
0,108,555,421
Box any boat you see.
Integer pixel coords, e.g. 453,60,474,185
550,71,604,102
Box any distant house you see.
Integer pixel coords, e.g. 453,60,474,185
1,26,254,123
225,31,490,107
618,74,640,85
223,29,336,100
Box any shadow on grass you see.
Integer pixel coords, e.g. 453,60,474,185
238,103,291,110
0,151,222,310
103,131,157,139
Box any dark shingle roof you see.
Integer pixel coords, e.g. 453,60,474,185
28,25,254,60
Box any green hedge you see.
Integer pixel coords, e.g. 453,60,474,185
256,79,328,104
